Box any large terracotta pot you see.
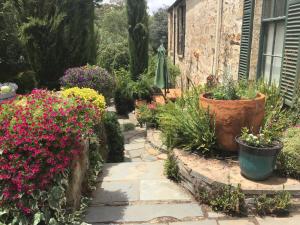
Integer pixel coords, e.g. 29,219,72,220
200,93,266,152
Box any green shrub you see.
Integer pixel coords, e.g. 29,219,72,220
164,154,180,182
276,127,300,179
158,87,216,155
210,185,246,215
136,103,159,128
255,191,291,215
207,73,258,100
12,70,38,94
122,123,136,132
114,69,135,115
198,184,246,216
133,74,153,101
103,112,125,163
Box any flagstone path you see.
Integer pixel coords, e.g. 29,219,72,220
84,113,300,225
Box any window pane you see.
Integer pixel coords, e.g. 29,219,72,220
274,22,285,56
271,22,285,85
263,55,272,83
263,0,275,19
271,57,282,85
274,0,287,17
264,23,275,55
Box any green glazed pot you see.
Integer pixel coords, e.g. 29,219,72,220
236,137,283,181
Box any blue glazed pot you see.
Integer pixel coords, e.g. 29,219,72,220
236,137,283,181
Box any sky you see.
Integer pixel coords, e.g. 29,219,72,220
102,0,175,14
147,0,175,13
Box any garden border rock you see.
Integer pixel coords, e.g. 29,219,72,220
173,149,300,200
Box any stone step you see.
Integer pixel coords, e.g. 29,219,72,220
98,162,166,182
91,179,192,205
92,221,218,225
85,203,204,224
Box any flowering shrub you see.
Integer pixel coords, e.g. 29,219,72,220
136,103,159,128
62,87,106,111
0,90,100,224
60,65,115,101
240,127,273,148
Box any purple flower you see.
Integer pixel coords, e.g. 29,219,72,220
60,65,115,100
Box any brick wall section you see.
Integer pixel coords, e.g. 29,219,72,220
168,0,263,88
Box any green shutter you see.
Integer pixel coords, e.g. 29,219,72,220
280,0,300,106
238,0,255,80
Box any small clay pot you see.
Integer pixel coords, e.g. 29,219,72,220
200,93,266,152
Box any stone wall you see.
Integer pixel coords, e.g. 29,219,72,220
66,122,108,210
168,0,263,88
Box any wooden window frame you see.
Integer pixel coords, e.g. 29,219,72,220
258,0,287,84
177,2,186,57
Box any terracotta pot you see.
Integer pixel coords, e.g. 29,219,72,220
200,93,266,152
135,99,147,108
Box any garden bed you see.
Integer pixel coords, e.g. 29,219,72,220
173,149,300,197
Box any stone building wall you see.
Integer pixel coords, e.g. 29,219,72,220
168,0,263,89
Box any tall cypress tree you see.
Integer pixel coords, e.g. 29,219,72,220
126,0,149,81
9,0,96,89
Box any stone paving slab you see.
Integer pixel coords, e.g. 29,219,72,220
131,137,146,144
100,162,167,182
218,219,255,225
125,143,145,151
85,203,204,223
128,149,143,158
207,211,226,218
91,181,139,204
140,180,192,201
256,214,300,225
141,153,158,162
92,222,217,225
170,220,218,225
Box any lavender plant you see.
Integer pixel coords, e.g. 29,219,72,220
60,65,115,101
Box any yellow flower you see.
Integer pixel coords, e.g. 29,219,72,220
62,87,106,111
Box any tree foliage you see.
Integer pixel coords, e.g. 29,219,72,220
149,7,168,51
0,0,27,82
95,3,129,72
7,0,97,89
126,0,149,81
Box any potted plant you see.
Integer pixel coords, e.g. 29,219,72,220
136,103,158,128
0,83,18,103
200,73,265,152
236,128,283,181
133,76,153,108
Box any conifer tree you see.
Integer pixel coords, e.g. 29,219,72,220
126,0,149,81
9,0,96,89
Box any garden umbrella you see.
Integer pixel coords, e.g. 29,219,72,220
154,44,169,96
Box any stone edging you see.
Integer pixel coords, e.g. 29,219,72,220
146,129,168,153
175,152,300,198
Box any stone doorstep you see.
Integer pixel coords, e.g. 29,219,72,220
84,203,204,223
92,220,218,225
255,214,300,225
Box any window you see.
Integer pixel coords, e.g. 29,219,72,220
177,3,186,56
260,0,287,85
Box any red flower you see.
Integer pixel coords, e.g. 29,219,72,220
0,90,100,216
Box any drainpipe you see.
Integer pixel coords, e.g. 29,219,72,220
213,0,223,76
